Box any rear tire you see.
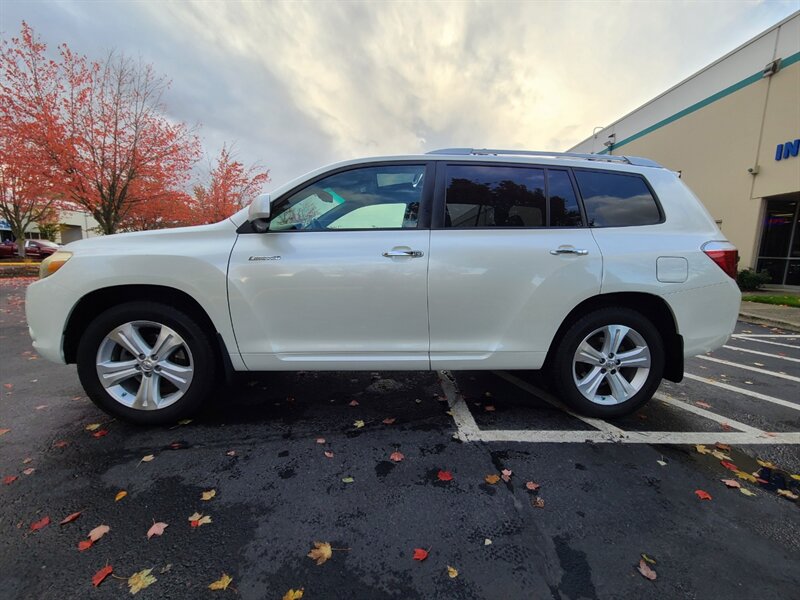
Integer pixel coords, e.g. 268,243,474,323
77,301,217,425
550,307,664,418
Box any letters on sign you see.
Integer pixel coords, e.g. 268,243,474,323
775,139,800,161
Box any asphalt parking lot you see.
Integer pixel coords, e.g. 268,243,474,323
1,278,798,599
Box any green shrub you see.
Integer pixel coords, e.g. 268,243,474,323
736,269,772,291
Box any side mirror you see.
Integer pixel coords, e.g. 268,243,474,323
248,193,271,232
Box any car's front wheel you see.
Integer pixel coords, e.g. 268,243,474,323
77,301,217,425
550,307,664,417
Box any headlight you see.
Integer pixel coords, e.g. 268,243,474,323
39,251,73,279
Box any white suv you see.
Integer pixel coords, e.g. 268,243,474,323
26,149,741,424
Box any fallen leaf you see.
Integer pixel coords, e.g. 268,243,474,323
85,423,101,431
390,451,405,462
637,559,657,581
147,522,168,539
315,438,326,444
484,538,492,545
78,539,94,551
89,524,110,541
128,568,157,594
22,467,35,475
501,468,512,482
485,474,500,484
92,429,109,438
307,541,333,565
382,417,396,425
349,399,359,406
484,405,495,412
3,475,17,485
53,440,69,448
792,474,800,481
324,451,334,458
208,573,233,590
188,512,212,527
353,420,365,429
413,548,429,561
756,459,777,469
437,470,453,482
226,450,236,457
720,422,733,431
720,461,739,472
59,511,81,525
710,450,731,461
739,488,756,497
694,490,712,501
282,589,304,600
341,476,354,484
201,489,216,501
92,564,113,587
715,442,731,451
30,516,50,531
734,470,757,483
0,428,9,436
447,565,458,578
695,444,711,455
525,481,540,491
694,401,711,409
721,479,741,488
532,497,545,508
656,460,667,467
141,454,155,463
115,490,127,502
641,553,656,564
777,489,799,500
22,458,32,464
177,419,192,426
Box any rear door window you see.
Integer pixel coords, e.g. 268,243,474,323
574,170,661,227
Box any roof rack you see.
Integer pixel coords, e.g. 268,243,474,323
425,148,663,168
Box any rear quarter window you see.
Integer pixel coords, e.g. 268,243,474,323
574,170,661,227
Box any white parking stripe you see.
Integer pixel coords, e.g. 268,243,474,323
477,430,800,444
684,373,800,411
437,371,481,441
722,345,800,363
492,371,627,436
695,355,800,382
653,392,763,433
733,334,800,338
730,337,800,350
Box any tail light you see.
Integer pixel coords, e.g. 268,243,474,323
702,241,738,279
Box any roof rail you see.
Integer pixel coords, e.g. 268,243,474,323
425,148,663,168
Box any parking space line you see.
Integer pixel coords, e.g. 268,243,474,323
437,371,481,441
733,334,799,338
730,337,800,350
477,430,800,444
684,373,800,411
696,355,800,382
722,345,800,363
653,391,763,433
492,371,627,436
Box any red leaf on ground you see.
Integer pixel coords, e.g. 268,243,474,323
695,489,712,500
3,475,17,485
382,418,396,425
92,564,113,587
694,401,711,409
721,479,741,488
349,400,359,406
412,548,429,561
484,405,495,412
637,559,657,581
390,451,405,462
714,442,731,451
720,422,732,432
720,461,739,471
92,429,108,438
324,451,334,459
30,516,50,531
59,511,81,525
53,440,69,448
437,470,453,481
501,468,512,482
78,539,94,551
526,481,540,491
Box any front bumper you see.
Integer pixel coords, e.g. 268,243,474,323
25,276,76,364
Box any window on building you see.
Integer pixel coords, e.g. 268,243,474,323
574,170,661,227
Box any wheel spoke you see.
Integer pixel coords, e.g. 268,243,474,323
576,366,605,398
602,325,630,356
157,361,192,391
576,340,605,364
606,371,636,402
133,374,161,410
150,326,183,360
109,323,151,358
97,359,139,388
616,346,651,368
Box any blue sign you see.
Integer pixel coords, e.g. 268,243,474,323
775,139,799,161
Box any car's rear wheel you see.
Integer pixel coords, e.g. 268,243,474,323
550,307,664,417
77,301,217,425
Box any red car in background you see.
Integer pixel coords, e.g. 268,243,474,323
23,239,60,259
0,240,19,258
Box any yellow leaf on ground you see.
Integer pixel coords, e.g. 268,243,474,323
115,490,127,502
777,489,799,500
740,488,756,497
485,474,500,484
307,541,333,565
447,565,458,578
695,444,711,455
790,474,800,481
177,419,193,425
282,589,304,600
85,423,101,431
128,568,157,594
188,512,212,527
353,420,365,429
201,489,216,501
710,450,730,461
734,470,757,483
756,459,777,469
208,573,233,590
141,454,155,463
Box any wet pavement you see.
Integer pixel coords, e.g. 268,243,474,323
1,278,798,599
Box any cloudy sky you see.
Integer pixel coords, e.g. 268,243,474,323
1,1,797,187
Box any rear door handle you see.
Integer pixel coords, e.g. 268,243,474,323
550,247,589,256
382,249,424,258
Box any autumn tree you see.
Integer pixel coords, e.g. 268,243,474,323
0,22,201,235
190,145,270,225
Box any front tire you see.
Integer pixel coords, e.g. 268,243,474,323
550,307,664,418
77,301,217,425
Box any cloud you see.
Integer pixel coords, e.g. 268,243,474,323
2,0,797,186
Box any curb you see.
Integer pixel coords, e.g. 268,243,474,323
738,311,800,333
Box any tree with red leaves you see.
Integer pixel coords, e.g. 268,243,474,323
191,144,270,225
1,22,201,235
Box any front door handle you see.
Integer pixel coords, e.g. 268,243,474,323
382,249,424,258
550,247,589,256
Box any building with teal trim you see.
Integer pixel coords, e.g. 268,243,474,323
570,11,800,287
